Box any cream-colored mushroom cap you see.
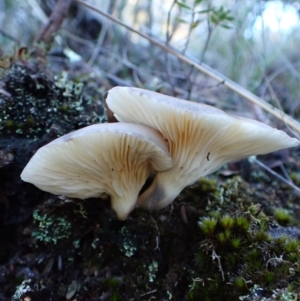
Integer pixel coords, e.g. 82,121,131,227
21,122,173,219
106,86,300,210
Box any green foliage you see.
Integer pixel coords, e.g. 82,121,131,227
175,1,192,10
175,0,234,30
208,6,234,28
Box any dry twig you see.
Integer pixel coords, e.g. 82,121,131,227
35,0,72,43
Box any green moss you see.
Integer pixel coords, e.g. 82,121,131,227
100,278,121,301
4,119,14,127
209,211,222,220
100,277,121,290
224,229,232,240
234,277,246,290
230,236,243,248
262,270,276,285
16,169,300,300
198,178,217,193
220,215,235,229
194,251,206,268
198,217,218,235
289,172,300,186
274,208,294,225
187,175,300,300
225,253,237,265
235,216,250,231
254,230,271,242
217,232,226,243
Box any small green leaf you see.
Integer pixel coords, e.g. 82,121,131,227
210,13,219,24
196,9,211,14
191,20,201,29
176,1,192,10
175,17,189,23
221,24,232,29
226,16,234,21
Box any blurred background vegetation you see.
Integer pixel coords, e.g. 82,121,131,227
1,0,300,126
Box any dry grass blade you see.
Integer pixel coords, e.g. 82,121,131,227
250,157,300,195
74,0,300,135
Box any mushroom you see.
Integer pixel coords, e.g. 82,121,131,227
21,122,173,219
105,86,300,210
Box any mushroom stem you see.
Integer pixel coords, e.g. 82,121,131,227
111,195,138,220
137,173,182,210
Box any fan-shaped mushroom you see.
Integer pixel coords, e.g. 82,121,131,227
21,123,173,219
106,86,300,210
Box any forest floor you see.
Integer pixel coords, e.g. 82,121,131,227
0,50,300,301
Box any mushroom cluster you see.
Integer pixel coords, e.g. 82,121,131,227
21,86,299,219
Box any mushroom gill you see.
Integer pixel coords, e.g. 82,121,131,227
106,86,300,210
21,122,173,219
